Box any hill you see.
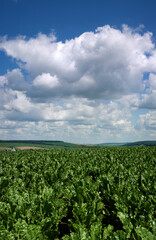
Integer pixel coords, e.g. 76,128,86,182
123,141,156,146
1,140,156,150
98,141,156,147
0,140,96,149
98,142,126,146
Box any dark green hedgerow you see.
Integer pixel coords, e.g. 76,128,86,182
0,147,156,239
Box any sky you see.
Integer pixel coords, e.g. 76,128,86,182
0,0,156,143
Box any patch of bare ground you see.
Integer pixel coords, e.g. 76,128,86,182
16,146,45,150
0,147,12,151
72,143,95,146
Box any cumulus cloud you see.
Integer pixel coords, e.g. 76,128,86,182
0,68,28,91
0,25,156,142
137,73,156,109
0,88,16,110
149,73,156,89
1,25,156,101
139,91,156,109
33,73,60,89
0,94,135,142
136,111,156,137
6,68,28,91
4,91,33,113
0,76,8,87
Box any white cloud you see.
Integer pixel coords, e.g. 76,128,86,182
139,91,156,109
33,73,60,89
0,25,156,142
0,88,16,110
4,91,33,113
0,90,136,142
0,76,8,87
148,73,156,89
0,68,28,91
136,111,156,137
137,73,156,109
1,25,156,101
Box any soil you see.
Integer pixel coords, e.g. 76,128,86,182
16,146,45,150
0,147,12,150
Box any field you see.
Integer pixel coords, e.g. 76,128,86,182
0,140,96,149
0,147,156,239
0,140,156,150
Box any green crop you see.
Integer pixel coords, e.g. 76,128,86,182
0,147,156,239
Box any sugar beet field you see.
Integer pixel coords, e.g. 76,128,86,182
0,147,156,239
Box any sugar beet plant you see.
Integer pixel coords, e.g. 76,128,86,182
0,147,156,239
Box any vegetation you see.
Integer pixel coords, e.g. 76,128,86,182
0,147,156,239
0,140,155,150
0,140,96,149
123,141,156,147
99,141,156,147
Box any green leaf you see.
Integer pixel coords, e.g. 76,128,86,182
117,212,133,238
90,222,102,240
135,226,156,240
103,224,114,239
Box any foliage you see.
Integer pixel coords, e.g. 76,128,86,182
0,147,156,239
0,140,97,149
123,141,156,147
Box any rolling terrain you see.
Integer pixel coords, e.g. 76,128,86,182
0,140,96,150
0,140,156,151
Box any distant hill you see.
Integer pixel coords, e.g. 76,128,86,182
98,141,156,147
123,141,156,146
98,142,126,146
0,140,156,150
0,140,96,149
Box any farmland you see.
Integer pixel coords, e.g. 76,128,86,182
0,140,96,149
0,147,156,239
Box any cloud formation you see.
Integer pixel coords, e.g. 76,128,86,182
1,25,156,100
0,25,156,142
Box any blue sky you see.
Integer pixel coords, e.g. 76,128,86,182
1,0,156,40
0,0,156,143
